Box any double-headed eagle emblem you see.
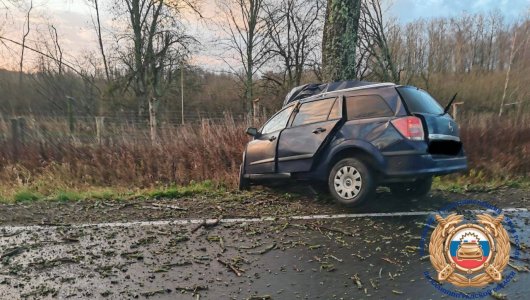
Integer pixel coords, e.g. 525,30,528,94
429,213,510,287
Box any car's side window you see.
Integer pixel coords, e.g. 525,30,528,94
261,106,294,135
292,98,336,127
327,98,342,120
346,95,393,120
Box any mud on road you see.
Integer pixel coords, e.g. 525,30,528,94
0,187,529,299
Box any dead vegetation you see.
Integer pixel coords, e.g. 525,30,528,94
0,112,529,201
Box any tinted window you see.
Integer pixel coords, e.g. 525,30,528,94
261,106,294,134
292,98,335,127
397,87,444,114
346,95,393,119
328,99,342,120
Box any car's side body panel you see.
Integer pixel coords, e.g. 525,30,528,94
244,130,280,174
277,119,340,173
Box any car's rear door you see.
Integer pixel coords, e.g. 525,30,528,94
245,104,295,174
277,97,342,173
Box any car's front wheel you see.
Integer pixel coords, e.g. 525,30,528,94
328,158,375,206
389,177,432,198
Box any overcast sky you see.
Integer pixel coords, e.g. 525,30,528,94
0,0,529,71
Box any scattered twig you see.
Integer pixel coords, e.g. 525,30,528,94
151,203,188,211
508,262,529,272
247,243,276,255
217,259,244,277
1,246,27,261
381,257,401,266
491,291,508,300
192,216,222,233
351,274,362,289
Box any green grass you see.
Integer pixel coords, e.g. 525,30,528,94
433,171,530,193
14,190,42,202
147,180,225,199
2,172,528,204
0,180,226,203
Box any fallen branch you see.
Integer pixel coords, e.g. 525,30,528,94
247,243,275,255
217,259,244,277
191,216,222,233
381,257,401,266
1,246,27,261
151,203,188,211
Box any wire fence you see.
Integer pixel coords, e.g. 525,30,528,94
0,111,255,147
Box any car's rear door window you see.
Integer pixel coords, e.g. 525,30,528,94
346,95,393,120
292,98,336,127
397,87,444,115
327,98,342,120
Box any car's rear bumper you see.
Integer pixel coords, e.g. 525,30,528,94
383,153,468,178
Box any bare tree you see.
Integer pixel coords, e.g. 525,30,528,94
89,0,110,81
115,0,196,142
499,21,530,116
358,0,400,83
263,0,324,89
218,0,270,117
19,0,32,83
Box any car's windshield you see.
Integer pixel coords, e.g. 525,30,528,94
397,87,444,115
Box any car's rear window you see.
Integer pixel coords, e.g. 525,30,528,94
346,95,393,120
397,87,444,114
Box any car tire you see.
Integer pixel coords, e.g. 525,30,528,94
328,158,375,206
389,177,433,198
238,164,250,191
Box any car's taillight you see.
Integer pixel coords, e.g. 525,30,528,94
391,116,424,140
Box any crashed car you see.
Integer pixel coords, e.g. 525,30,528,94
239,81,468,206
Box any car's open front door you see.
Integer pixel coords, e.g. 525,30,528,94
245,104,295,174
277,97,342,173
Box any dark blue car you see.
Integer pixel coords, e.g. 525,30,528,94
239,81,468,206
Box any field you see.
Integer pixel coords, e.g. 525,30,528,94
0,112,529,202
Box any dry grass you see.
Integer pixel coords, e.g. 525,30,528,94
0,113,529,201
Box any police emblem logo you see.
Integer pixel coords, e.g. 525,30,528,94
429,213,510,287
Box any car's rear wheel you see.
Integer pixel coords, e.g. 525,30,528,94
389,177,432,198
328,158,375,206
238,164,250,191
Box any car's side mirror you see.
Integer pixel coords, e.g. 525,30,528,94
246,127,258,137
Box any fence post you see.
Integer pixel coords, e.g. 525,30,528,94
17,117,26,144
96,116,105,145
10,118,20,160
451,102,464,121
66,96,75,134
253,98,261,126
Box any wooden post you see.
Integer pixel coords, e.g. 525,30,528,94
253,98,261,126
10,118,20,160
148,96,159,144
66,96,75,134
451,102,464,121
17,117,26,144
181,62,185,125
95,116,105,145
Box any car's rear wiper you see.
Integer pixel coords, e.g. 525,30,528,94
441,93,458,115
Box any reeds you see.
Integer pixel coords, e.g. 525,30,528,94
0,113,528,195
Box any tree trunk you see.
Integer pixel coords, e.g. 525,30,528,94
321,0,362,82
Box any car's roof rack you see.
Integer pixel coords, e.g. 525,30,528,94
319,82,395,98
283,81,396,106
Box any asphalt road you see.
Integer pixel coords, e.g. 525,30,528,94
0,187,529,299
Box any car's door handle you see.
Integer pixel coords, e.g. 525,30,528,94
312,127,326,134
268,136,277,142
